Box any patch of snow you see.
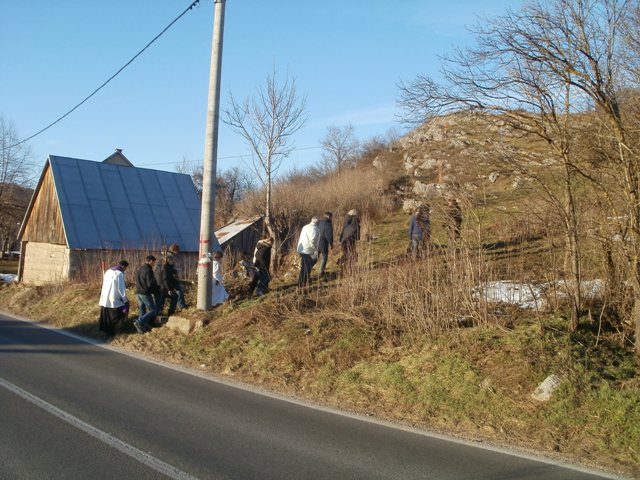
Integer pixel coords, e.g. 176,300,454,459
473,279,605,310
473,281,546,309
0,273,17,283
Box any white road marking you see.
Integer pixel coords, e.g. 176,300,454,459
0,376,202,480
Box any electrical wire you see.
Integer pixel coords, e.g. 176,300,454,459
2,0,201,151
144,146,323,167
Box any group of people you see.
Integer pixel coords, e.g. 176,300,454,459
98,200,464,335
408,197,463,258
98,244,188,336
296,209,360,288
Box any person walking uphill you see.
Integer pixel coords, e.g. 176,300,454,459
98,260,129,337
134,255,160,334
317,211,334,279
297,216,320,289
248,233,273,297
339,209,360,274
157,248,188,316
446,197,462,241
408,205,431,258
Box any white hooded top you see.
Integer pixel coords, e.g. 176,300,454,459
98,268,128,308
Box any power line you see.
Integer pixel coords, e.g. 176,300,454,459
2,0,201,151
145,145,323,167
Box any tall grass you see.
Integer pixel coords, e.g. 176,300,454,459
330,243,500,339
265,194,599,344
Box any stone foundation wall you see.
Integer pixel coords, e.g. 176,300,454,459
21,242,70,284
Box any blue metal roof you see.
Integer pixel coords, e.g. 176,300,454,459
48,156,218,252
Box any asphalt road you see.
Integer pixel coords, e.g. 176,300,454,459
0,312,624,480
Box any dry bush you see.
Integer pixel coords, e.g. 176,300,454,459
307,241,505,341
237,165,400,258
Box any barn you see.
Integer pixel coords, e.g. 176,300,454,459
215,216,264,264
17,151,219,283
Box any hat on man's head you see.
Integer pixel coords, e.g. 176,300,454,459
348,209,358,216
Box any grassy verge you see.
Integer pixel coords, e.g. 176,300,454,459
0,278,637,478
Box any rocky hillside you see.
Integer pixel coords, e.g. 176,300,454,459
373,112,552,215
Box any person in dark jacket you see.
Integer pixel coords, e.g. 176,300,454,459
316,211,333,278
248,234,273,296
134,255,160,333
338,209,360,275
156,250,188,316
446,197,462,241
408,205,430,258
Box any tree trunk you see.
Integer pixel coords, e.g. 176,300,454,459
265,156,280,274
563,163,581,332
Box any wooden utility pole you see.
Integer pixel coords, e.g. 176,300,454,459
197,0,226,310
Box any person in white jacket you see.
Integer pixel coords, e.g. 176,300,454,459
98,260,129,336
211,250,229,306
297,216,319,288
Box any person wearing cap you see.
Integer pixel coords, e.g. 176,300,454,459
338,209,360,274
98,260,129,336
134,255,160,333
297,216,320,288
316,211,334,279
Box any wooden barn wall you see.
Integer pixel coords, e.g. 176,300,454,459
22,166,66,245
21,242,69,284
21,246,200,284
68,250,200,283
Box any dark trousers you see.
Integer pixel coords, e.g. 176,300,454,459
136,293,157,328
318,250,329,276
248,268,270,296
298,253,316,287
160,284,187,316
98,306,127,336
340,240,358,274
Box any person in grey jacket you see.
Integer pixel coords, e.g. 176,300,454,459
316,211,333,278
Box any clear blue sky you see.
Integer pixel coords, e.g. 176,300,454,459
1,0,522,176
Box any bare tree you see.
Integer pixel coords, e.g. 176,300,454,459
319,124,359,173
398,0,640,347
223,68,307,271
176,157,254,227
0,117,34,254
216,166,255,226
176,155,203,195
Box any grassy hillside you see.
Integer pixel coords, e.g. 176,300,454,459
1,113,638,477
1,213,638,477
